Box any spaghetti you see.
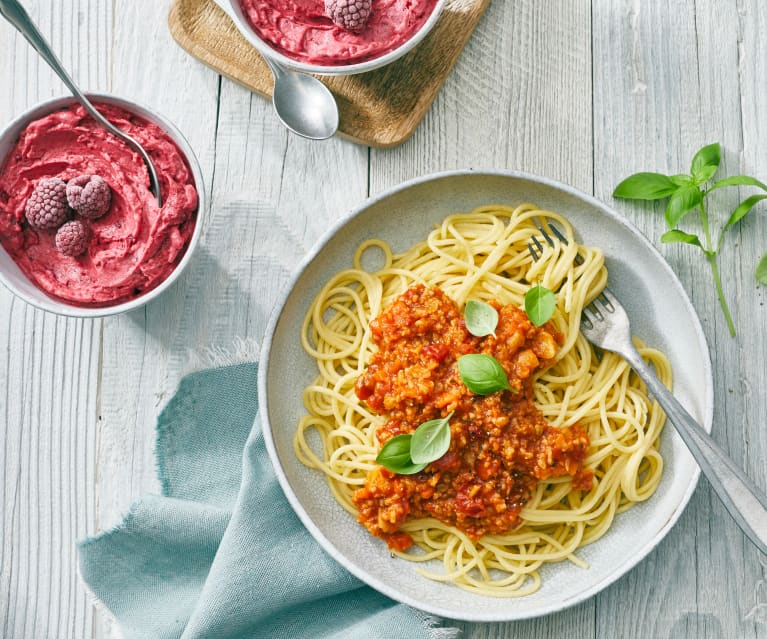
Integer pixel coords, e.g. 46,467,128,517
295,203,670,596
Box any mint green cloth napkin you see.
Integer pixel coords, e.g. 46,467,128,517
78,363,461,639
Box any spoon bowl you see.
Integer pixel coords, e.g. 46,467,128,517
264,57,339,140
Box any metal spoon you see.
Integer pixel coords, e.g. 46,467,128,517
262,57,339,140
0,0,163,206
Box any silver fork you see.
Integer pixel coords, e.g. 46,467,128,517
530,223,767,556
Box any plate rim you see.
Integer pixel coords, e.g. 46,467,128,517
258,168,714,621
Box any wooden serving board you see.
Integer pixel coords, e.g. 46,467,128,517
168,0,490,147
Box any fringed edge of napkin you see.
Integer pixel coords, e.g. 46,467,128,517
184,336,260,371
417,611,464,638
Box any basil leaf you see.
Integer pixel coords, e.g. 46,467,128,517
757,253,767,285
458,354,512,395
665,185,702,228
524,284,556,326
613,172,678,200
376,434,427,475
690,143,721,184
410,412,453,464
464,300,498,337
723,194,767,231
707,175,767,193
661,229,702,248
670,174,694,187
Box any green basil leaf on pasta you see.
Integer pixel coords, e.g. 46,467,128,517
376,434,427,475
458,354,512,395
464,300,498,337
410,412,453,464
524,284,556,326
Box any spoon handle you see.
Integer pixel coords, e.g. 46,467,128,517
0,0,95,117
262,55,285,81
0,0,163,205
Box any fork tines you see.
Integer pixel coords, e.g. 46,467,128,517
527,220,611,311
531,221,586,266
527,234,545,262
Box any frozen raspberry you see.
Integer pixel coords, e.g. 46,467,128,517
26,177,71,230
55,220,89,257
66,174,112,219
325,0,372,32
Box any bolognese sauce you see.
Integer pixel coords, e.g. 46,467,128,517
353,285,592,551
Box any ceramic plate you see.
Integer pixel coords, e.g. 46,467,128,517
258,170,713,622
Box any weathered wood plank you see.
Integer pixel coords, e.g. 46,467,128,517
370,0,593,193
593,0,767,637
0,3,110,637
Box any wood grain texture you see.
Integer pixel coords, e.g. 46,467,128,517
593,1,767,637
0,4,108,638
370,0,593,191
167,0,490,147
2,1,767,638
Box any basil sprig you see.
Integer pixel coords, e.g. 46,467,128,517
376,412,454,474
464,300,498,337
614,142,767,336
458,353,512,395
524,285,556,326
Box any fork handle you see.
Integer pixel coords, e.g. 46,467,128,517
622,346,767,556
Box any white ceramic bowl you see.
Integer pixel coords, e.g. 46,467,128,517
0,94,205,318
259,170,714,622
212,0,445,75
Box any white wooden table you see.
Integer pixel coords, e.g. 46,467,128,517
2,1,767,637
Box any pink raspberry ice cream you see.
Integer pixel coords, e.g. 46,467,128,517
237,0,440,66
0,102,198,307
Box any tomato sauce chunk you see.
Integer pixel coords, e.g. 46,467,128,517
352,285,592,550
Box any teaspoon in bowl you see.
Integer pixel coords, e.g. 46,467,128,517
0,0,163,206
262,56,339,140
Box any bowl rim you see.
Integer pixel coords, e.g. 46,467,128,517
211,0,446,76
258,168,714,621
0,93,205,319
